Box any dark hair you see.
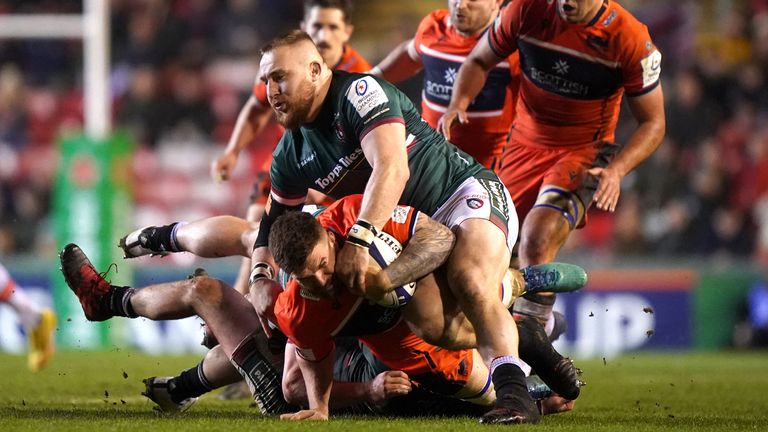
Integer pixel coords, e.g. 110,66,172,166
304,0,353,23
269,211,326,275
260,30,315,56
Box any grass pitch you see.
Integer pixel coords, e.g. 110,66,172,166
1,350,767,431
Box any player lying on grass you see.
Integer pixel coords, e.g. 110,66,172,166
119,194,585,404
118,197,584,418
143,330,576,418
62,196,584,420
258,199,582,420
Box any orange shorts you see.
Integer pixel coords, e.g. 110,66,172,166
498,137,618,225
360,322,473,396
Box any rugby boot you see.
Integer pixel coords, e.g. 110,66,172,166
28,308,56,371
142,376,198,413
479,390,542,424
59,243,115,321
521,262,587,295
119,226,171,258
516,315,583,400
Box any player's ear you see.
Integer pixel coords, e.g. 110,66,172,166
345,24,354,38
326,230,337,249
310,61,322,80
300,20,307,32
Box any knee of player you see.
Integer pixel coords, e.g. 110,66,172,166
519,231,553,262
446,268,494,301
187,276,227,305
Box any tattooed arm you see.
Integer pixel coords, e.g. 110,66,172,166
366,214,455,299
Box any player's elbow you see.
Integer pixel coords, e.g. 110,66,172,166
395,163,410,185
282,370,307,406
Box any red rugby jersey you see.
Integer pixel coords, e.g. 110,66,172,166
415,9,520,168
273,195,420,361
489,0,661,148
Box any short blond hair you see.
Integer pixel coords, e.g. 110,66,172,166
260,30,316,56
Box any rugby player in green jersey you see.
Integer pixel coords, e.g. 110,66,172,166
235,30,553,424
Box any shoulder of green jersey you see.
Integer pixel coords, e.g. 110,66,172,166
345,76,389,117
640,49,661,88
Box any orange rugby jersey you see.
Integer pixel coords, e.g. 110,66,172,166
272,196,473,386
489,0,661,148
273,195,421,362
415,9,520,167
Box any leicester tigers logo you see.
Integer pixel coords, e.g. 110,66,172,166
332,114,346,142
466,198,484,209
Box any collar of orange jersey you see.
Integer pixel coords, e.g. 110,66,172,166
585,0,610,27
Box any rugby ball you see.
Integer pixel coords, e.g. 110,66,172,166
368,232,416,308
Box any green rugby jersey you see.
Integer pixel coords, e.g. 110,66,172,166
269,70,484,215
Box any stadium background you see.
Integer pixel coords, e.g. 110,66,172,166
0,0,767,360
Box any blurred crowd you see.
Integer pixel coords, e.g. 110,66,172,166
0,0,767,266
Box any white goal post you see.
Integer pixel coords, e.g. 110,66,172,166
0,0,110,140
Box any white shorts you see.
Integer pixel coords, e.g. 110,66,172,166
431,174,519,253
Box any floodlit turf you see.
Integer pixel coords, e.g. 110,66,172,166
2,350,767,431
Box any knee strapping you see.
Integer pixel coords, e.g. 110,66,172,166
533,186,584,229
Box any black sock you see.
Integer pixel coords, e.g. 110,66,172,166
491,363,529,400
104,286,138,318
516,316,561,368
231,333,296,415
168,361,212,403
516,316,580,400
143,223,180,253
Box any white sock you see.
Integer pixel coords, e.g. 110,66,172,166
544,311,555,338
11,288,43,329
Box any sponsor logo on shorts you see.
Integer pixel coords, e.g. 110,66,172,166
478,177,510,220
466,198,484,209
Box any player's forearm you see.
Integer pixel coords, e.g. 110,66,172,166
298,354,333,415
358,125,411,229
613,86,666,177
358,165,409,229
382,215,455,290
610,119,665,177
225,97,269,155
327,381,375,409
371,39,422,83
447,59,491,111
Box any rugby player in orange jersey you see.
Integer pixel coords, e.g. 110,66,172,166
440,0,665,329
210,0,371,296
370,0,519,170
62,195,582,421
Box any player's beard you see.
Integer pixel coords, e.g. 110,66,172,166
275,79,315,131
